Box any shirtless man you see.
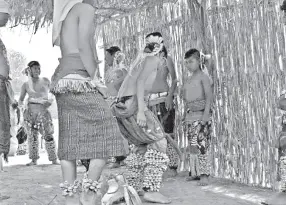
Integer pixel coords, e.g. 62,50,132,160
51,1,126,204
146,35,180,176
0,2,16,202
183,48,213,186
18,61,59,166
113,32,172,204
0,0,15,173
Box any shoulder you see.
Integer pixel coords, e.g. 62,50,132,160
42,77,50,85
144,55,160,64
200,72,211,83
74,3,95,15
42,77,50,82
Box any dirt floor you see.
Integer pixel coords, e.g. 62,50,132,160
0,153,280,205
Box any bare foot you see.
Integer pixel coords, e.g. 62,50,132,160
197,175,209,186
26,161,37,166
0,195,10,201
80,191,102,205
143,192,171,204
262,192,286,205
186,176,200,181
52,160,60,165
163,169,178,179
138,190,145,196
64,195,80,205
107,162,120,169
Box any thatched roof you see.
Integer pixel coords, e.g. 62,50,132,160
6,0,176,33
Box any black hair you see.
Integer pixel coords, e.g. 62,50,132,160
281,0,286,11
146,32,163,39
184,48,200,60
106,46,121,56
27,61,40,67
160,46,168,58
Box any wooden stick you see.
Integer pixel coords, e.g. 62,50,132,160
165,133,183,159
30,196,44,205
47,195,57,205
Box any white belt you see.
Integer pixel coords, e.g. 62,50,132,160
148,92,168,101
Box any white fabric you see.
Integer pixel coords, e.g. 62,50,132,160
52,0,83,47
0,0,10,14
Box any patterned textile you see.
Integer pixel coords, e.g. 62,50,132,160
280,156,286,192
185,120,212,176
112,96,165,146
147,96,178,169
112,95,169,192
23,108,57,161
166,142,179,168
278,113,286,191
0,35,12,162
125,139,169,192
0,75,10,162
55,91,126,160
16,127,28,155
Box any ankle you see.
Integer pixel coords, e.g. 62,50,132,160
64,194,80,205
82,174,102,193
80,175,103,204
60,180,81,197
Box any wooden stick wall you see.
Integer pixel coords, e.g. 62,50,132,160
99,0,286,189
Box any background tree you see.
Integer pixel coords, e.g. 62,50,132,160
7,49,27,94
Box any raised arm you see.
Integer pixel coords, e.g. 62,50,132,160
78,5,97,79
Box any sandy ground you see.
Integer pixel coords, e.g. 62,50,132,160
1,119,281,205
0,153,279,205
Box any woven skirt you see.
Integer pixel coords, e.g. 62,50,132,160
55,91,126,160
0,78,10,161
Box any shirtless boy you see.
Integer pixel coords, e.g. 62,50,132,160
183,48,213,186
19,61,59,166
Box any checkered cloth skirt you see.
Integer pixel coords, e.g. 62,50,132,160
55,91,126,160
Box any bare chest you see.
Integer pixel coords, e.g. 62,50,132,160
27,81,49,97
183,79,205,101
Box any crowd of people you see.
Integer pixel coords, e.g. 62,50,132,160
1,0,286,204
